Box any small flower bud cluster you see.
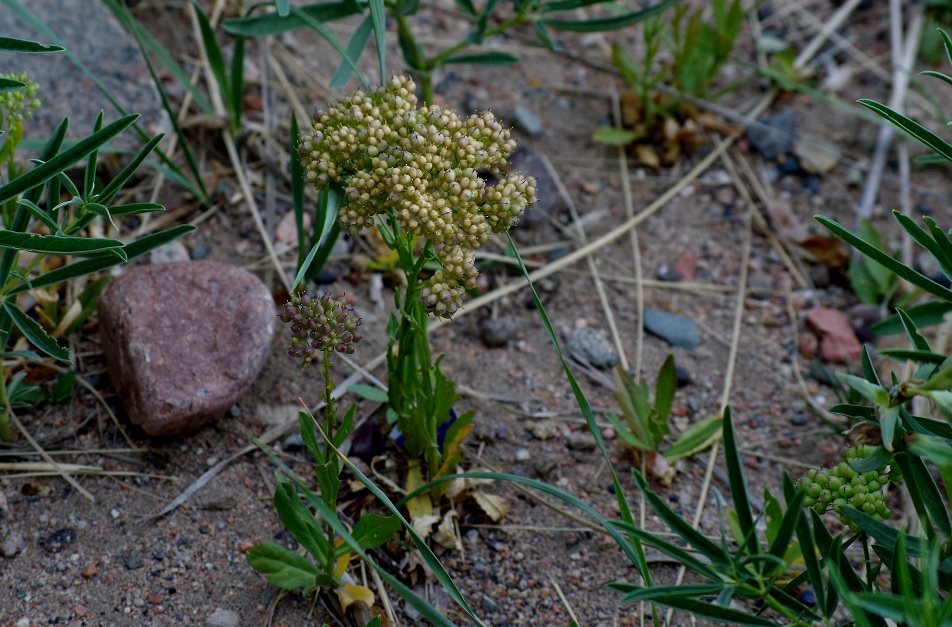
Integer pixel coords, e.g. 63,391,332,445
279,292,362,367
799,445,892,531
299,75,536,317
0,73,40,132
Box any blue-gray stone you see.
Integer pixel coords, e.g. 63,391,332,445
566,327,618,369
643,310,700,348
746,112,796,160
512,105,544,137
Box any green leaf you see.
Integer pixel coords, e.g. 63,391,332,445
8,225,194,295
223,2,364,37
632,469,732,565
662,415,722,462
541,0,681,32
442,51,519,66
896,451,952,538
532,20,561,51
273,478,331,566
246,541,319,590
0,232,124,257
368,0,387,80
836,373,889,405
0,36,63,53
348,384,389,403
292,185,342,291
722,407,757,555
655,354,676,420
0,114,138,205
50,370,75,404
858,99,952,163
912,360,952,391
592,126,638,146
605,411,653,450
608,519,722,580
329,15,372,89
878,349,947,365
351,513,400,550
828,403,877,422
0,77,26,93
2,300,71,363
848,446,891,473
16,199,59,233
816,215,952,303
631,594,778,626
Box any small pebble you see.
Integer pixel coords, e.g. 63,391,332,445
790,413,809,426
515,448,531,461
190,244,211,260
656,265,682,282
207,608,241,627
110,509,120,519
512,105,544,136
124,551,144,570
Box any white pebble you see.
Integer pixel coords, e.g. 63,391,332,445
515,448,531,461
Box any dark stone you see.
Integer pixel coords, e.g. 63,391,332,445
675,365,693,388
190,245,211,260
746,112,796,160
479,317,515,348
40,528,76,554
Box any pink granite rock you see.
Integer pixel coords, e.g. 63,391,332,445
98,261,276,436
805,306,862,363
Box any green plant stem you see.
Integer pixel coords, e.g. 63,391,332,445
321,353,336,447
0,368,10,441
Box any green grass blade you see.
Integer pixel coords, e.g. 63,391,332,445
723,407,757,555
443,51,518,65
229,36,246,133
330,16,373,89
0,232,124,256
896,451,952,538
96,133,164,205
100,0,214,114
815,215,952,303
893,212,952,279
191,1,232,121
368,0,387,80
541,0,681,32
224,2,363,37
290,6,369,89
506,233,652,582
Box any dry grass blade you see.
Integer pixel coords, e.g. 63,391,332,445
548,574,580,625
143,353,386,522
9,412,94,501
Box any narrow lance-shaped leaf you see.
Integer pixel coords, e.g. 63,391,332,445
0,36,64,53
858,98,952,163
2,300,71,363
817,214,952,303
223,2,364,37
0,114,138,205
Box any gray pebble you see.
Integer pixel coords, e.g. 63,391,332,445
512,106,544,136
643,310,700,348
566,327,618,369
124,551,144,570
790,413,809,426
746,112,796,160
656,265,682,282
480,595,500,613
283,433,305,450
564,431,596,451
207,608,240,627
1,530,26,557
479,317,515,348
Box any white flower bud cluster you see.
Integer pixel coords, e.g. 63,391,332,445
299,75,536,317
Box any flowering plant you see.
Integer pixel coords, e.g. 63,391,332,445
299,75,536,482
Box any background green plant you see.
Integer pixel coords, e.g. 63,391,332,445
595,0,743,145
606,356,722,464
0,37,194,441
224,0,681,106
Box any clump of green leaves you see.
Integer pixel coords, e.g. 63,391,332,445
0,37,193,441
847,218,919,310
606,356,722,479
595,0,744,166
223,0,681,107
